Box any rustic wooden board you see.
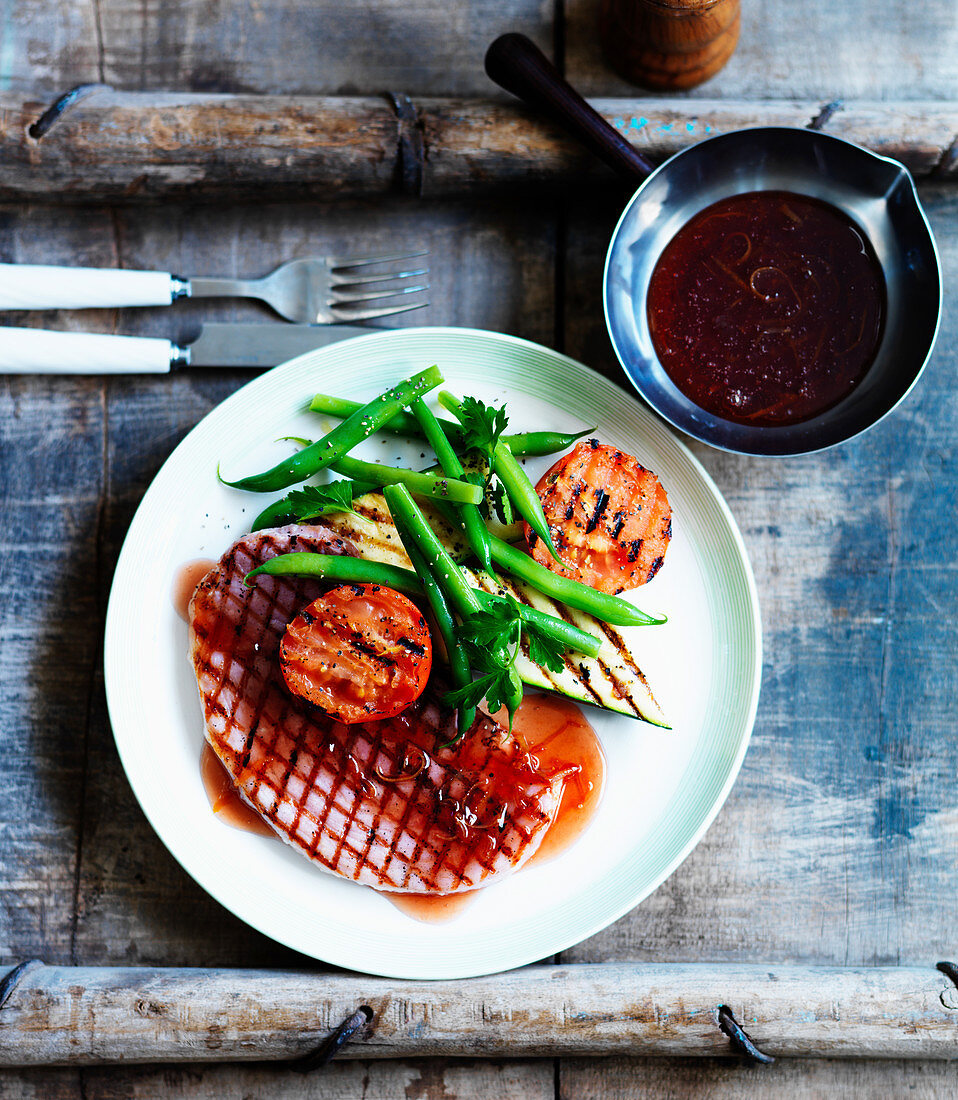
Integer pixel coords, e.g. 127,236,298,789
0,1,100,94
0,204,122,970
2,0,958,1094
2,1057,957,1099
93,0,550,97
0,1060,553,1099
560,1057,958,1098
86,1060,555,1099
566,0,958,101
6,0,958,104
0,0,550,97
2,963,957,1064
1,90,956,205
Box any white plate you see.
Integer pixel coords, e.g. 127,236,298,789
104,327,761,980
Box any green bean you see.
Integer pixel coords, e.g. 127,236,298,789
328,454,482,505
411,398,493,571
492,437,562,561
384,484,523,720
487,535,666,627
309,395,437,440
222,365,443,493
245,550,601,658
249,479,374,531
309,392,589,457
382,486,481,620
249,497,303,531
437,390,562,563
245,553,422,593
500,428,594,454
403,537,476,738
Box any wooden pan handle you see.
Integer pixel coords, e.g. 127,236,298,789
484,33,655,183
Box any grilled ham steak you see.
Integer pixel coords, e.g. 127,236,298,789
188,525,558,894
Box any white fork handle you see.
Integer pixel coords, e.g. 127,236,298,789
0,264,179,310
0,328,175,373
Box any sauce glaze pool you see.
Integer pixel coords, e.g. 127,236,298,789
647,191,885,426
199,693,605,923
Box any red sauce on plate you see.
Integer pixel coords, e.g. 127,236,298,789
515,695,606,867
384,695,602,919
200,743,276,838
386,890,479,922
388,696,605,924
198,693,605,923
647,190,885,426
172,558,216,622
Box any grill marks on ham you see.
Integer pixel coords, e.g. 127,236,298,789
188,525,558,894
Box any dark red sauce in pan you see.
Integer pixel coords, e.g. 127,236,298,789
647,191,885,426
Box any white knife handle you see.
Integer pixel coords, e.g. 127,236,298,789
0,264,183,310
0,328,178,374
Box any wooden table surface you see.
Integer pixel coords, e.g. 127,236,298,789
1,1,957,1096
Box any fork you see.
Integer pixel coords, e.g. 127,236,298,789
0,252,429,324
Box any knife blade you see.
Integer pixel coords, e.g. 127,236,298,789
0,323,384,374
183,323,385,367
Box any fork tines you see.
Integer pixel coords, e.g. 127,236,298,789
327,250,429,321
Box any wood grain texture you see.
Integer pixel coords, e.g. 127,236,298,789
0,0,100,94
559,182,958,969
567,0,958,101
1,91,957,206
83,1059,554,1099
0,205,122,969
1,0,957,1094
2,963,957,1064
560,1057,958,1098
94,0,550,96
0,1061,553,1100
7,0,958,104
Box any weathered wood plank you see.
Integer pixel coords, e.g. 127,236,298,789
567,0,958,102
0,91,956,205
559,182,958,968
0,1070,80,1099
95,0,550,97
0,1,99,95
9,0,958,106
2,963,957,1065
560,1056,958,1099
9,0,958,108
81,1059,555,1100
0,206,124,968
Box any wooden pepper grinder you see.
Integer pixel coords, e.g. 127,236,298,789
598,0,740,90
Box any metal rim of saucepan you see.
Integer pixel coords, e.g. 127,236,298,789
602,126,943,457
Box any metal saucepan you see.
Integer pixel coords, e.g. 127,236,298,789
485,34,942,456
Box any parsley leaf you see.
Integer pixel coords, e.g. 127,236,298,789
441,594,568,724
523,621,567,673
281,480,368,522
457,599,521,654
457,396,509,463
442,672,500,715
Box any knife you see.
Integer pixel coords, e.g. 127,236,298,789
0,323,384,374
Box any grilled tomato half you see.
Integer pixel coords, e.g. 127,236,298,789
280,583,432,723
525,440,671,595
